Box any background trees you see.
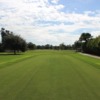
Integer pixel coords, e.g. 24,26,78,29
79,33,92,42
0,28,27,54
59,43,66,50
27,42,36,50
1,28,100,56
74,41,82,52
74,32,100,56
79,33,92,52
86,36,100,55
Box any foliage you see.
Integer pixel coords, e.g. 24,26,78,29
73,41,82,51
79,33,92,42
59,43,66,50
86,36,100,55
0,43,4,52
36,44,73,50
74,32,100,56
0,28,27,54
27,42,36,50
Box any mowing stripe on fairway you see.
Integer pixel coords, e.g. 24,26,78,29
0,50,100,100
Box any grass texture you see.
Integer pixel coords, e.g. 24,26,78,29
0,50,100,100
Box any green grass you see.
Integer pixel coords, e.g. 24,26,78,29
0,50,100,100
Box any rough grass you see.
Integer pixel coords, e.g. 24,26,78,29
0,50,100,100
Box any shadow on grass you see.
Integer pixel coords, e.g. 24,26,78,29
0,53,23,56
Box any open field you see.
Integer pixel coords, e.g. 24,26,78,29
0,50,100,100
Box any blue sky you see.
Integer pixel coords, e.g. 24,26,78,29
60,0,100,12
0,0,100,45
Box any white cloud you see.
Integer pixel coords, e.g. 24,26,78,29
0,0,100,45
91,31,100,38
51,0,59,4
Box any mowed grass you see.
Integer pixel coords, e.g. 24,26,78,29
0,50,100,100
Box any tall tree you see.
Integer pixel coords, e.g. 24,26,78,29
79,33,92,42
0,28,27,54
79,33,92,52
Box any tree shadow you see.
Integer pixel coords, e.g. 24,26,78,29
0,53,23,56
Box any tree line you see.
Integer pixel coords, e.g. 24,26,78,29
36,43,73,50
0,28,73,54
0,28,100,56
74,33,100,56
26,43,73,50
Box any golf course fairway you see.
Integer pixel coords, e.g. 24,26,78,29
0,50,100,100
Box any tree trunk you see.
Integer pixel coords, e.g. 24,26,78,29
14,50,16,55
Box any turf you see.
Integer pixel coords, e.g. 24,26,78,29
0,50,100,100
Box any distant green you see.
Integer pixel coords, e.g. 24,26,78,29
0,50,100,100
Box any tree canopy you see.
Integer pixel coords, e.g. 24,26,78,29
79,33,92,42
27,42,36,50
74,32,100,56
0,28,27,54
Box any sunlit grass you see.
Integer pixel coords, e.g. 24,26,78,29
0,50,100,100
